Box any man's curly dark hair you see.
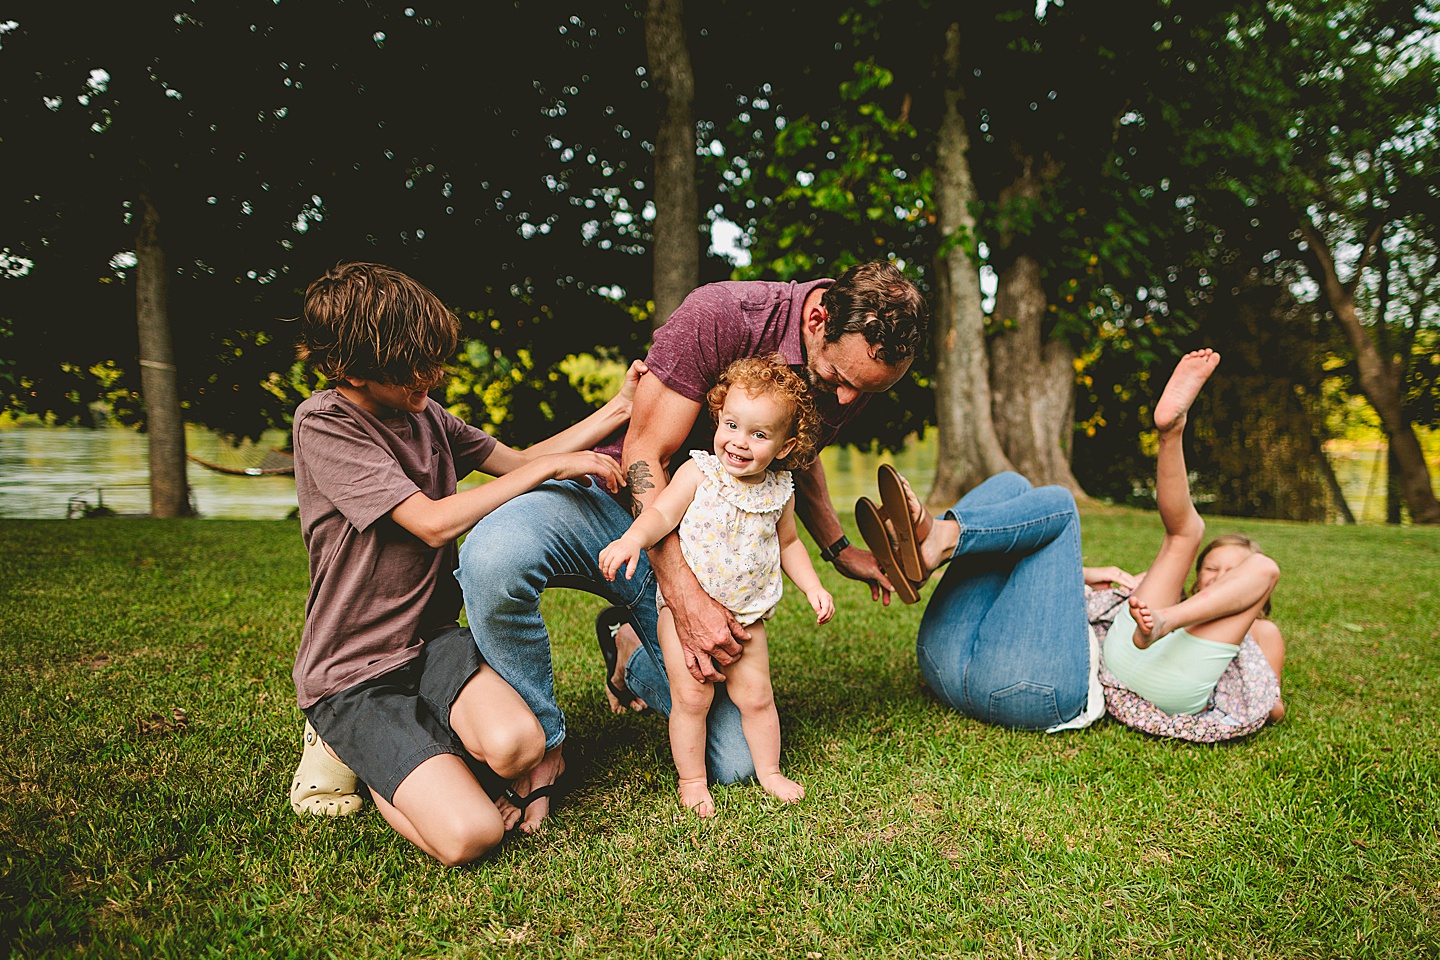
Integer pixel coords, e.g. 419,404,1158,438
819,261,928,365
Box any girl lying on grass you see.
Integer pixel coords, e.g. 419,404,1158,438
1102,348,1286,722
599,355,835,816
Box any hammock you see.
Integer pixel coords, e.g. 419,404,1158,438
187,444,295,477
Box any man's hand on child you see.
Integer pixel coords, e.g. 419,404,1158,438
809,589,835,624
598,537,644,582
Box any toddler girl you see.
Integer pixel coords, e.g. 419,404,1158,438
599,355,835,816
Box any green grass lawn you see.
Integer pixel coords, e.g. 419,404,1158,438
1,509,1437,958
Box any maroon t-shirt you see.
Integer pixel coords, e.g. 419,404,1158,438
593,278,869,470
290,390,496,708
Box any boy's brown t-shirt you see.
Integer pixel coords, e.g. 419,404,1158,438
290,389,496,708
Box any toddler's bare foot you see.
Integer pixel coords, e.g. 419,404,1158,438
1129,595,1170,649
678,777,715,817
758,773,805,804
1269,698,1287,723
1154,348,1221,434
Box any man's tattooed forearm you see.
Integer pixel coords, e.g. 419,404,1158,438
627,461,655,517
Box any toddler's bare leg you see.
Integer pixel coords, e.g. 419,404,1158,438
723,623,803,804
1130,349,1221,647
658,607,716,816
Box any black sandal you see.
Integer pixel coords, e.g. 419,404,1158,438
501,783,558,814
595,605,643,708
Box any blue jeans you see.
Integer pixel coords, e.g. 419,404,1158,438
455,480,756,783
916,472,1090,729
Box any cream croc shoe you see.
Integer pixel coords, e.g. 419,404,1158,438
289,721,364,817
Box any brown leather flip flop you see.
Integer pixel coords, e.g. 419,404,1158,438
877,464,925,582
855,496,920,605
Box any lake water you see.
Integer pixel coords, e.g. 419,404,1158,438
0,425,301,520
0,423,1404,521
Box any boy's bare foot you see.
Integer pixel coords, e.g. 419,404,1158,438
509,744,565,835
1153,348,1221,434
1129,595,1170,649
758,773,805,804
678,777,715,817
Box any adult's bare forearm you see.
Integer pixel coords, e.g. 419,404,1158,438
794,460,845,547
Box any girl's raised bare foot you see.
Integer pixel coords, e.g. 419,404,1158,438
1154,349,1221,434
1129,594,1170,649
678,777,715,818
758,773,805,804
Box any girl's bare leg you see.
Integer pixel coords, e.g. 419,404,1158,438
1129,349,1221,648
1250,619,1287,721
722,623,803,803
1140,551,1280,646
658,607,717,816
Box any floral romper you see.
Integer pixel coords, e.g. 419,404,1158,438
666,449,794,626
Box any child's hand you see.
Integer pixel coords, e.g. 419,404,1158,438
614,360,649,410
808,588,835,624
536,451,626,494
599,537,644,582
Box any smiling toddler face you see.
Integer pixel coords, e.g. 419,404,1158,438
712,387,797,483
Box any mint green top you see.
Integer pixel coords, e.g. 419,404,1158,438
1103,605,1239,715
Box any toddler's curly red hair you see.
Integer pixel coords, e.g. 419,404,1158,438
705,355,819,471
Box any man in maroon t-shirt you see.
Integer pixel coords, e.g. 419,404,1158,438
457,261,927,825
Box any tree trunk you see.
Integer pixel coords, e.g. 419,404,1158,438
927,22,1013,508
1386,444,1402,524
1301,220,1440,523
645,0,699,330
136,191,192,518
987,153,1084,495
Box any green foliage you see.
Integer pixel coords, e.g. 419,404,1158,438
0,1,661,440
1167,0,1440,429
722,56,932,284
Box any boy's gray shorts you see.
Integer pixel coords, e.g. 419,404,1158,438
302,625,493,805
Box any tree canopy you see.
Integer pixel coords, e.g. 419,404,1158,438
2,0,1437,520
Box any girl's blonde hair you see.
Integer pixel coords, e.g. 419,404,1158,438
1190,534,1272,617
705,354,820,471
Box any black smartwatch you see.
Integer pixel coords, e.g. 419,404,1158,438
819,535,850,563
